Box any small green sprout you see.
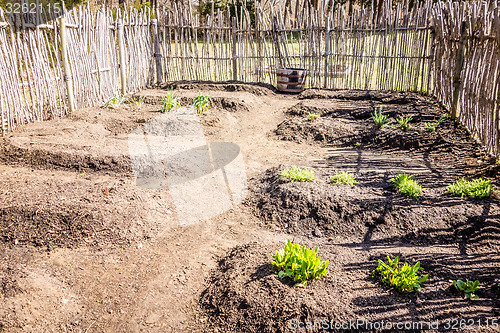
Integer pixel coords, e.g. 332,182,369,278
396,116,413,131
373,255,428,293
371,107,390,129
193,93,210,114
447,178,496,199
450,279,480,299
390,173,422,199
271,239,329,286
135,96,144,108
425,113,448,132
329,171,358,186
103,93,128,109
161,90,181,112
279,166,315,182
307,113,320,122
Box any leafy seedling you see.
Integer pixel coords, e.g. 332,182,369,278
373,255,428,293
330,171,358,186
425,113,448,132
307,113,320,122
193,93,210,114
135,96,144,108
271,239,329,286
447,178,496,199
450,279,480,299
371,107,390,129
390,173,422,199
396,115,413,131
161,90,181,112
279,166,315,182
103,93,128,109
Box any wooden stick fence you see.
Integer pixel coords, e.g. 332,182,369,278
0,1,499,157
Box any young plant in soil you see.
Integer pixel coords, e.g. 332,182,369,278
425,113,448,132
373,255,428,293
161,90,181,112
371,107,390,129
446,178,496,199
329,171,358,186
103,93,128,109
135,96,144,109
270,239,329,287
279,166,315,182
193,93,211,114
396,115,413,131
307,113,320,122
390,173,422,199
450,279,480,299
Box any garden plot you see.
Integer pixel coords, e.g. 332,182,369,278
0,83,498,332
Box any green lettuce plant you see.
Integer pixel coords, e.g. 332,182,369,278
271,239,329,286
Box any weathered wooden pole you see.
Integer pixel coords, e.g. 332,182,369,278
151,19,163,84
232,17,238,81
451,20,467,120
59,14,76,113
117,19,127,95
324,16,331,89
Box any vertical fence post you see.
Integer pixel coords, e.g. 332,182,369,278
232,17,238,81
59,15,75,113
117,19,127,95
151,19,163,85
451,21,467,120
324,16,331,89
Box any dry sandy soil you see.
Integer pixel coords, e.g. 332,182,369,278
0,82,499,332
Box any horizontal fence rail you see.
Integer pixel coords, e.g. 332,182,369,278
0,0,499,156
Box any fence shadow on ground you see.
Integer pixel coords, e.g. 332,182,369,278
342,251,500,328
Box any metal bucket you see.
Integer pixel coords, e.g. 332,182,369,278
276,68,307,93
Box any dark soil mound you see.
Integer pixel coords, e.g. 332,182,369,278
161,81,277,96
0,141,131,175
0,205,117,249
248,167,500,252
275,117,362,144
277,93,493,165
201,242,500,333
298,89,430,105
200,242,354,333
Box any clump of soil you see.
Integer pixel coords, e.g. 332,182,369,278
161,80,277,96
275,117,363,144
201,242,500,333
0,205,114,249
248,166,500,252
0,140,131,175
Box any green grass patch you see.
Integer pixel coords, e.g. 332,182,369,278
271,239,329,287
329,171,358,186
446,178,496,199
279,166,315,182
390,173,422,199
373,255,428,293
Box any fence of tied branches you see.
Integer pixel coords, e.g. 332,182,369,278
0,0,499,156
